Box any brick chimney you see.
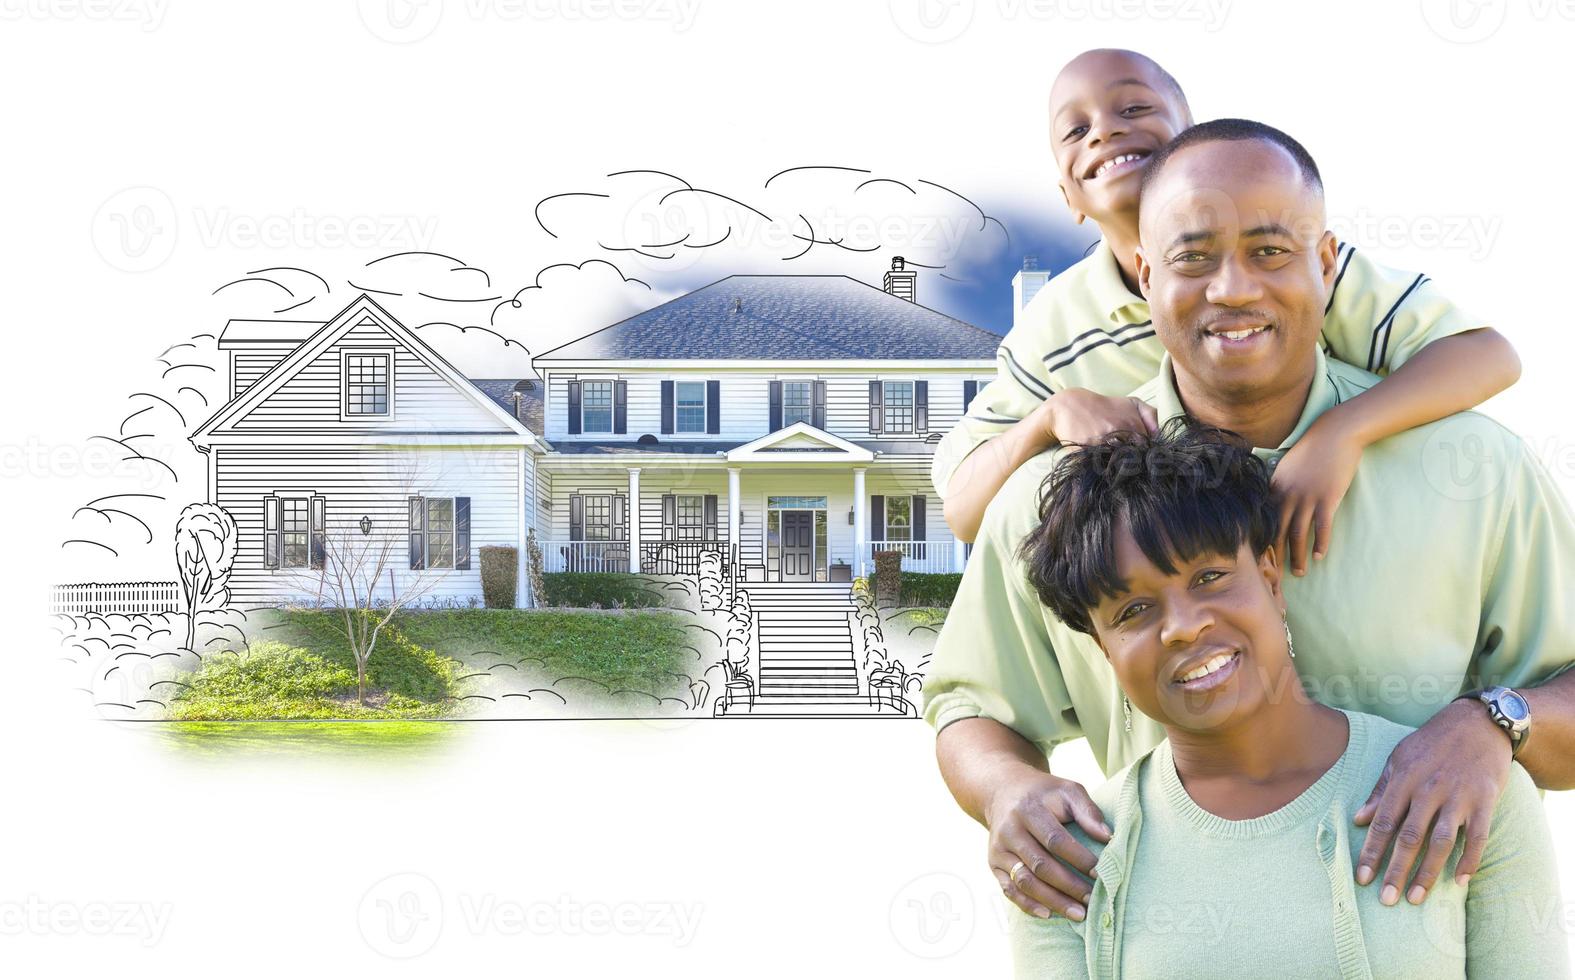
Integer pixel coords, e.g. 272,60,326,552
882,255,917,303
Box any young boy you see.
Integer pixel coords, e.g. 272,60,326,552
934,49,1520,577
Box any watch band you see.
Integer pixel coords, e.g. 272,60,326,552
1455,687,1531,757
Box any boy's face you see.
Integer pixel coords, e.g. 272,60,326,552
1049,51,1191,225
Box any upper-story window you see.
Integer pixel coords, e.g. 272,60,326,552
581,380,614,433
675,381,707,434
782,381,814,427
883,380,915,434
344,352,391,416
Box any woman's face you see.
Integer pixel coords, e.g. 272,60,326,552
1088,520,1291,733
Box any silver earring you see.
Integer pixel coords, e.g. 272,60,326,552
1283,615,1296,659
1122,694,1133,732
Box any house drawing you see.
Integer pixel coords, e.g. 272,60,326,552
189,257,1001,610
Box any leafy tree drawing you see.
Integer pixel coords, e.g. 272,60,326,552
173,504,238,653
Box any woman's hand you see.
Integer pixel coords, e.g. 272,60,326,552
1271,413,1365,576
985,768,1112,921
1353,698,1514,905
1037,388,1159,448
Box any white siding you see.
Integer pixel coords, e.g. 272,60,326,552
541,368,988,448
230,322,509,434
231,348,294,397
215,445,522,607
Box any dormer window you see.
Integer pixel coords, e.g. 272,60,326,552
343,351,392,417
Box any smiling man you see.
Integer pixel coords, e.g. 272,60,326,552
922,118,1575,928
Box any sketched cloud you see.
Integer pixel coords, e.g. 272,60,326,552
489,259,662,361
533,166,1014,280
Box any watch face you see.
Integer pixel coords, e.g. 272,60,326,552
1500,691,1530,722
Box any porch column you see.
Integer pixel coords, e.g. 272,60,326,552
627,466,642,573
953,535,966,574
853,466,867,578
726,467,741,555
517,447,531,607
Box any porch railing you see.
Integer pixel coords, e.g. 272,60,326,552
542,540,631,573
868,540,954,574
639,539,725,576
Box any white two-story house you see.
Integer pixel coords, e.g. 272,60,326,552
191,258,1001,606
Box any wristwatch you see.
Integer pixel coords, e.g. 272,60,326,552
1455,686,1532,757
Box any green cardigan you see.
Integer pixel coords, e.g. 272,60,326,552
1008,710,1569,979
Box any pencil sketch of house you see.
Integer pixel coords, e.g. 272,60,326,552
189,257,1000,611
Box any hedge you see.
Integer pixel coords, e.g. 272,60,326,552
538,572,670,609
479,545,518,609
899,572,963,608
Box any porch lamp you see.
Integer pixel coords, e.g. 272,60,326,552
359,515,373,536
847,508,854,526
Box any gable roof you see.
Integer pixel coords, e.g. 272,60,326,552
533,275,1001,362
725,422,876,463
191,294,539,445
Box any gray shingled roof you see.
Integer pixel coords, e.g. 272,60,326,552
534,276,1001,361
470,378,544,433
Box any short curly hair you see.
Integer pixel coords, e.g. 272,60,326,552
1017,417,1281,636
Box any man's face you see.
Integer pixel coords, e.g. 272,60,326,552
1049,50,1191,225
1136,139,1339,401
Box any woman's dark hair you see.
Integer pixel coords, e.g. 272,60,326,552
1018,417,1280,636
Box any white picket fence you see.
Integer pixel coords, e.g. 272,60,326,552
50,581,182,615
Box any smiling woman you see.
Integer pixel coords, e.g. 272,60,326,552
1008,419,1568,979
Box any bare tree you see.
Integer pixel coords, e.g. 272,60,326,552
174,504,238,653
295,522,446,706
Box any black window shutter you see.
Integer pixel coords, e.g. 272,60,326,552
706,380,721,435
309,495,327,570
614,380,628,434
963,379,977,413
569,494,584,541
567,381,582,435
612,495,627,540
263,495,280,569
661,380,675,434
870,495,885,541
912,494,927,559
915,380,929,432
454,496,471,570
813,380,827,429
662,494,676,540
704,494,718,541
408,496,425,570
768,380,782,431
868,380,883,434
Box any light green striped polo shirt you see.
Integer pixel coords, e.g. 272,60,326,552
932,239,1487,499
922,347,1575,776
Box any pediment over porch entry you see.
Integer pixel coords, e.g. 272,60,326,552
724,422,876,463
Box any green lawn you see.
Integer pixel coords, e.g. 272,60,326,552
168,608,690,721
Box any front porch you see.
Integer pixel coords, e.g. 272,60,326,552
538,434,967,581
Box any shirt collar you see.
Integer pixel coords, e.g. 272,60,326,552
1088,238,1150,325
1149,346,1342,458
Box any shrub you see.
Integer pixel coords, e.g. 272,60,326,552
899,572,963,608
479,545,518,609
873,550,903,606
538,573,668,609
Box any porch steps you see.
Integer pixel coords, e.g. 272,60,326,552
715,581,909,717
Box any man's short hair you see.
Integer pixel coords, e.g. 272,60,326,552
1018,418,1281,636
1137,118,1324,208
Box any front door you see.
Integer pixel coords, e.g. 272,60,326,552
780,510,814,581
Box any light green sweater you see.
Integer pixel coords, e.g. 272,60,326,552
1009,710,1569,979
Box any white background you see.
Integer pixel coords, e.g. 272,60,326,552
4,0,1574,975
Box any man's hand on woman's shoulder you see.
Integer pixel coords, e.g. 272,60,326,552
986,768,1113,922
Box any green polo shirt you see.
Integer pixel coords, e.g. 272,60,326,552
922,347,1575,775
932,240,1487,499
